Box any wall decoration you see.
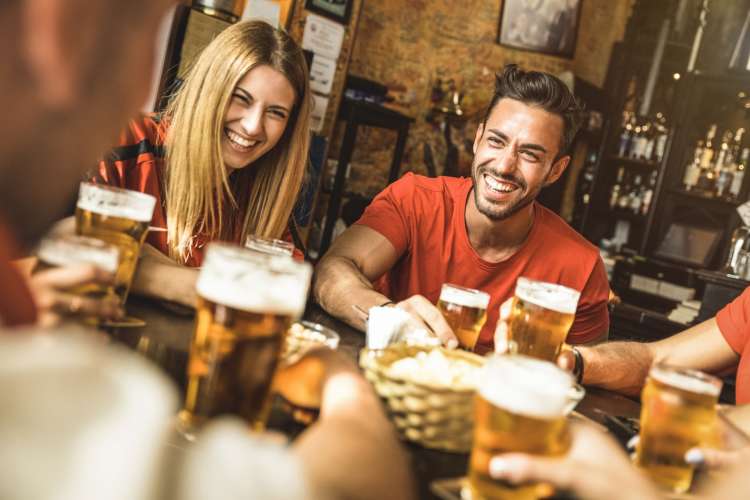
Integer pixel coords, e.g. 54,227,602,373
498,0,582,58
305,0,351,24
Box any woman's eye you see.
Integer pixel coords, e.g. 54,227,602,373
233,94,250,104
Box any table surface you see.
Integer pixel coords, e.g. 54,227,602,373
111,296,642,500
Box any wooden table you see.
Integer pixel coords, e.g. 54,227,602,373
110,296,641,500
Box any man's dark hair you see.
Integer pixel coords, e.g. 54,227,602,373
483,64,584,157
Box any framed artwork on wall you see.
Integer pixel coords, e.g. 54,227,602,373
304,0,351,24
497,0,583,58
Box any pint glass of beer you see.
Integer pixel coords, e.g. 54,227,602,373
505,278,579,361
36,235,120,321
635,364,722,494
245,234,295,257
179,243,312,434
437,284,490,350
469,354,573,500
74,183,156,309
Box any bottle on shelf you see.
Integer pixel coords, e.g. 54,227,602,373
641,170,658,215
696,124,718,193
683,140,704,191
617,112,634,158
617,169,632,210
629,122,645,159
714,130,734,197
653,113,669,162
730,147,750,199
610,167,625,209
629,174,643,214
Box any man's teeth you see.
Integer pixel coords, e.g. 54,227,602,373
227,130,257,148
485,174,515,193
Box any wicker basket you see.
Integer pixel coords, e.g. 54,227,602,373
359,344,486,453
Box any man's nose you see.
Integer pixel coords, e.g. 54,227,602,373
240,106,264,136
495,144,519,174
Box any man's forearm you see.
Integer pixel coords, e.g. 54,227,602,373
131,255,198,307
579,341,655,397
313,255,390,331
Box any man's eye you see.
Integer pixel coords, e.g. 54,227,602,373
521,151,540,162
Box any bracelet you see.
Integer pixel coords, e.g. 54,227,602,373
572,347,584,384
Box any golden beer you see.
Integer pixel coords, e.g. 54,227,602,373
245,234,295,257
469,355,573,500
437,284,490,350
179,243,312,433
506,278,579,361
74,183,156,306
36,235,120,303
635,364,722,494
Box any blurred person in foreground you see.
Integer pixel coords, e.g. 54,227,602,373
315,65,610,353
0,1,413,499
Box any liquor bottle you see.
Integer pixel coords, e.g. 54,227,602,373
683,140,703,191
610,167,625,209
653,113,669,162
629,123,642,159
641,170,658,215
730,147,750,199
697,125,718,192
700,124,718,169
643,120,657,161
617,170,632,209
617,113,634,157
630,175,643,214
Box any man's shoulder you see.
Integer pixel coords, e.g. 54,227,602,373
534,203,599,258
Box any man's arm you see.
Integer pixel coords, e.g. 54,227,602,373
314,225,458,346
130,243,198,307
576,317,739,397
313,225,402,331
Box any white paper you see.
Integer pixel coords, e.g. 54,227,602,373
738,201,750,226
302,13,345,60
310,94,329,133
242,0,281,27
309,54,336,95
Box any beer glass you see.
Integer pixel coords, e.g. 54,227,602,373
437,284,490,350
179,243,312,435
469,354,574,500
35,235,120,322
245,234,295,257
75,182,156,326
635,364,722,494
506,278,579,361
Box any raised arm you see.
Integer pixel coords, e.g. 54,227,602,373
576,317,739,397
313,225,401,331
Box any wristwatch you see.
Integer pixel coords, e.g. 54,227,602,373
571,346,584,384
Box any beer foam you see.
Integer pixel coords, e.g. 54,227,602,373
37,236,119,273
196,243,311,316
76,182,156,222
439,284,490,309
651,365,721,397
515,278,580,315
479,355,573,419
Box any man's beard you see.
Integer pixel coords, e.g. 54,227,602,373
471,159,542,221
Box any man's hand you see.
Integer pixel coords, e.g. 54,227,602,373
395,295,458,349
29,264,122,327
488,423,659,500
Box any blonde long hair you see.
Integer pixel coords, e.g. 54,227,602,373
164,21,311,263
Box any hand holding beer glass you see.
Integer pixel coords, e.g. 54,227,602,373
469,355,575,500
75,182,156,327
437,284,490,351
178,243,312,437
496,278,579,362
635,364,722,494
33,235,122,326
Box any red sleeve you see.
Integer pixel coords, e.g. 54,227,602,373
716,287,750,355
280,227,305,261
353,172,415,255
0,220,37,326
94,115,164,189
566,256,610,344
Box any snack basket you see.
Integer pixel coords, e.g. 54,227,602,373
359,344,486,453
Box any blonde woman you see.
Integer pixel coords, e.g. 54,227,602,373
84,20,311,306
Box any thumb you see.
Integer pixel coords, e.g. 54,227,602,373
489,454,574,491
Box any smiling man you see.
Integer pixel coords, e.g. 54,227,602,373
314,65,610,353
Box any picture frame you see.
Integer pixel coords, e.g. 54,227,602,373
304,0,352,24
497,0,583,59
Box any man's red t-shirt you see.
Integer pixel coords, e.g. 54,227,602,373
715,287,750,404
356,173,610,353
0,219,37,326
95,115,302,266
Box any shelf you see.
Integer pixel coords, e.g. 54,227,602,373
666,187,741,207
608,155,661,168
